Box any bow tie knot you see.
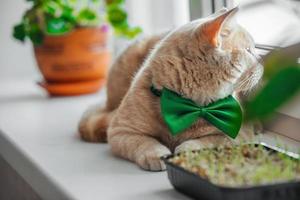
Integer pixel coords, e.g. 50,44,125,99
198,108,206,115
151,86,243,139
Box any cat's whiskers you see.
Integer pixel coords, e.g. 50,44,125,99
236,66,262,93
237,73,255,90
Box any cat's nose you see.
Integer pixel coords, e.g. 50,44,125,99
253,52,262,62
246,48,262,64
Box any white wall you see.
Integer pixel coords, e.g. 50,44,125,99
0,0,40,81
126,0,190,34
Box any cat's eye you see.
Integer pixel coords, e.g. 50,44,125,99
221,29,230,37
246,47,254,55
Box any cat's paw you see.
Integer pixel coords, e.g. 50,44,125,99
175,140,206,154
175,135,234,154
136,147,171,171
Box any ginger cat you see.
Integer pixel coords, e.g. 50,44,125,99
79,8,263,171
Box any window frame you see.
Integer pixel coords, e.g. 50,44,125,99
189,0,233,19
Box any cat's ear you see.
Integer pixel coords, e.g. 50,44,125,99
200,7,238,47
210,7,228,17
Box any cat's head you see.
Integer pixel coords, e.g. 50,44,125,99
151,7,263,105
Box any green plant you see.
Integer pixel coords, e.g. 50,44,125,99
245,43,300,121
13,0,142,45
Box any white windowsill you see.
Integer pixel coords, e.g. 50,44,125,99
0,80,190,200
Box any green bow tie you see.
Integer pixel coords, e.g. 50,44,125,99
151,86,242,139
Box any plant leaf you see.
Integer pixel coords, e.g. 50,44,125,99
28,24,43,45
105,0,124,5
76,8,100,26
245,66,300,120
263,50,298,79
42,1,62,17
61,6,76,22
115,26,142,39
13,23,26,42
46,17,73,35
123,26,142,38
107,5,127,28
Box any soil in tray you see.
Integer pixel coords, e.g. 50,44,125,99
169,144,300,187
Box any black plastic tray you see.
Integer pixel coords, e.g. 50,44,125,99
161,144,300,200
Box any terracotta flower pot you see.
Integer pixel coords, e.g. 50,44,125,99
34,26,111,96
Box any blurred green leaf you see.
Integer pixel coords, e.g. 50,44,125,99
107,5,127,27
46,17,74,35
42,1,62,17
61,6,76,22
245,66,300,120
115,26,142,39
124,26,142,38
105,0,124,5
263,51,298,79
76,8,100,26
13,23,26,42
105,1,142,38
28,24,43,45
